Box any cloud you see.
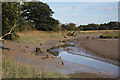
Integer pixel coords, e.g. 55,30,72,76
86,6,96,10
53,6,72,12
101,7,112,11
72,14,77,17
64,14,68,17
71,6,76,9
53,6,61,9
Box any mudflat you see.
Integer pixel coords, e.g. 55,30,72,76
72,33,119,65
82,39,118,61
2,31,119,78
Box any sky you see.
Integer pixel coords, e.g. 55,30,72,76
45,2,118,26
27,0,119,26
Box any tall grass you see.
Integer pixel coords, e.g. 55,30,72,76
2,57,69,79
0,55,1,79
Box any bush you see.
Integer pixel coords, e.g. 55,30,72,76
99,31,120,39
4,33,20,40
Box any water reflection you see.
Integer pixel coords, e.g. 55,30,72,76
48,42,119,77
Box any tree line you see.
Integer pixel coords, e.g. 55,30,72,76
2,1,120,40
77,22,120,31
60,21,120,31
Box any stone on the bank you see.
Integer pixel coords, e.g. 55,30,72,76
100,71,104,74
64,36,67,38
40,43,42,45
36,47,42,53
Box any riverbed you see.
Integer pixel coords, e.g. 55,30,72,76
48,42,119,77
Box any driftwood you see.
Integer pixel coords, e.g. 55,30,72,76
67,29,77,36
71,29,77,36
0,22,17,40
42,55,50,59
35,47,42,55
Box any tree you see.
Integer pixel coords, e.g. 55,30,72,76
2,2,19,40
78,25,85,30
60,23,76,31
67,23,76,31
61,24,67,31
107,22,119,30
77,21,120,31
0,1,2,37
22,2,59,31
2,2,27,40
99,23,108,30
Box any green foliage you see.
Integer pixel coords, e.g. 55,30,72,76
99,31,120,38
2,2,29,40
2,2,24,34
61,23,76,31
19,31,64,43
19,22,36,31
2,2,38,40
0,1,2,36
22,2,59,31
78,21,120,31
4,33,20,40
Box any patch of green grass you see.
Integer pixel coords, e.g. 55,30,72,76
18,32,65,43
78,31,103,34
2,57,69,78
100,31,120,38
51,34,64,39
77,30,119,34
18,36,44,43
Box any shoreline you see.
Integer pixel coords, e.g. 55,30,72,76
80,39,118,66
2,33,119,78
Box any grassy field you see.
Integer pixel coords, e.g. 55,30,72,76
78,30,118,34
77,30,120,38
99,30,120,38
17,30,119,43
17,31,67,43
2,57,69,78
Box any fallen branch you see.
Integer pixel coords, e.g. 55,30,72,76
0,22,17,40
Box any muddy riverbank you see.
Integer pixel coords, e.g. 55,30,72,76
2,33,119,78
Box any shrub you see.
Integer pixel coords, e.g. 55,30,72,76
4,33,20,40
99,31,120,39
